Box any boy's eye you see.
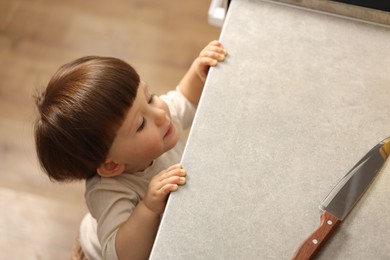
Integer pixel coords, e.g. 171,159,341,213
148,94,155,104
137,117,146,132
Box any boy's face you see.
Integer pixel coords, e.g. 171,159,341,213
105,81,179,173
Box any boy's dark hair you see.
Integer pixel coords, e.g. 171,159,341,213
34,56,140,182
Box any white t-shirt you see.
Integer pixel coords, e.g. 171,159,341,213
80,89,196,259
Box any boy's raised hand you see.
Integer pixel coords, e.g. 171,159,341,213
196,40,228,82
143,163,186,215
178,40,227,105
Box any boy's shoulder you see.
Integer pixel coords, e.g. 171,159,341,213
160,88,196,130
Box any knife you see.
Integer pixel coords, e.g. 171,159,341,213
291,137,390,260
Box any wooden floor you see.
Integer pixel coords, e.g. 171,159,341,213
0,0,220,258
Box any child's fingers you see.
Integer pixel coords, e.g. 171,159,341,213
158,175,186,195
158,167,186,182
199,57,219,67
204,40,227,54
200,50,226,62
204,46,228,56
209,40,221,44
166,163,182,171
144,166,187,213
160,175,186,188
160,184,179,195
148,174,185,197
202,45,226,53
200,44,227,56
208,40,223,48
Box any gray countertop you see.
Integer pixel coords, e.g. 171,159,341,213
150,0,390,259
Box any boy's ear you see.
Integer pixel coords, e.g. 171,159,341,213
97,160,125,177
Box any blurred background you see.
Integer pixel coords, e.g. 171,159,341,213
0,0,220,258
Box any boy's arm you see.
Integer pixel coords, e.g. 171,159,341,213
179,40,227,105
115,164,186,260
114,201,160,260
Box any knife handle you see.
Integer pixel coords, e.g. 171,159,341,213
291,211,341,260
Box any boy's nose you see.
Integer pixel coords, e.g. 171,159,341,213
154,108,166,126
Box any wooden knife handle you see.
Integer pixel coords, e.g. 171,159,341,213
291,211,341,260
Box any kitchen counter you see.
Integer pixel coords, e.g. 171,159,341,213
150,0,390,259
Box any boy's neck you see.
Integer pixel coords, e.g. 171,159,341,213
125,160,154,173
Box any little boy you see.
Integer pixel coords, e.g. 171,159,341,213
34,41,227,259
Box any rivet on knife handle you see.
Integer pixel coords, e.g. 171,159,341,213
291,211,341,260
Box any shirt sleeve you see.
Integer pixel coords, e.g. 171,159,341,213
85,177,140,260
160,87,197,130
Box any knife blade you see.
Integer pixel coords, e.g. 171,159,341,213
291,137,390,260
